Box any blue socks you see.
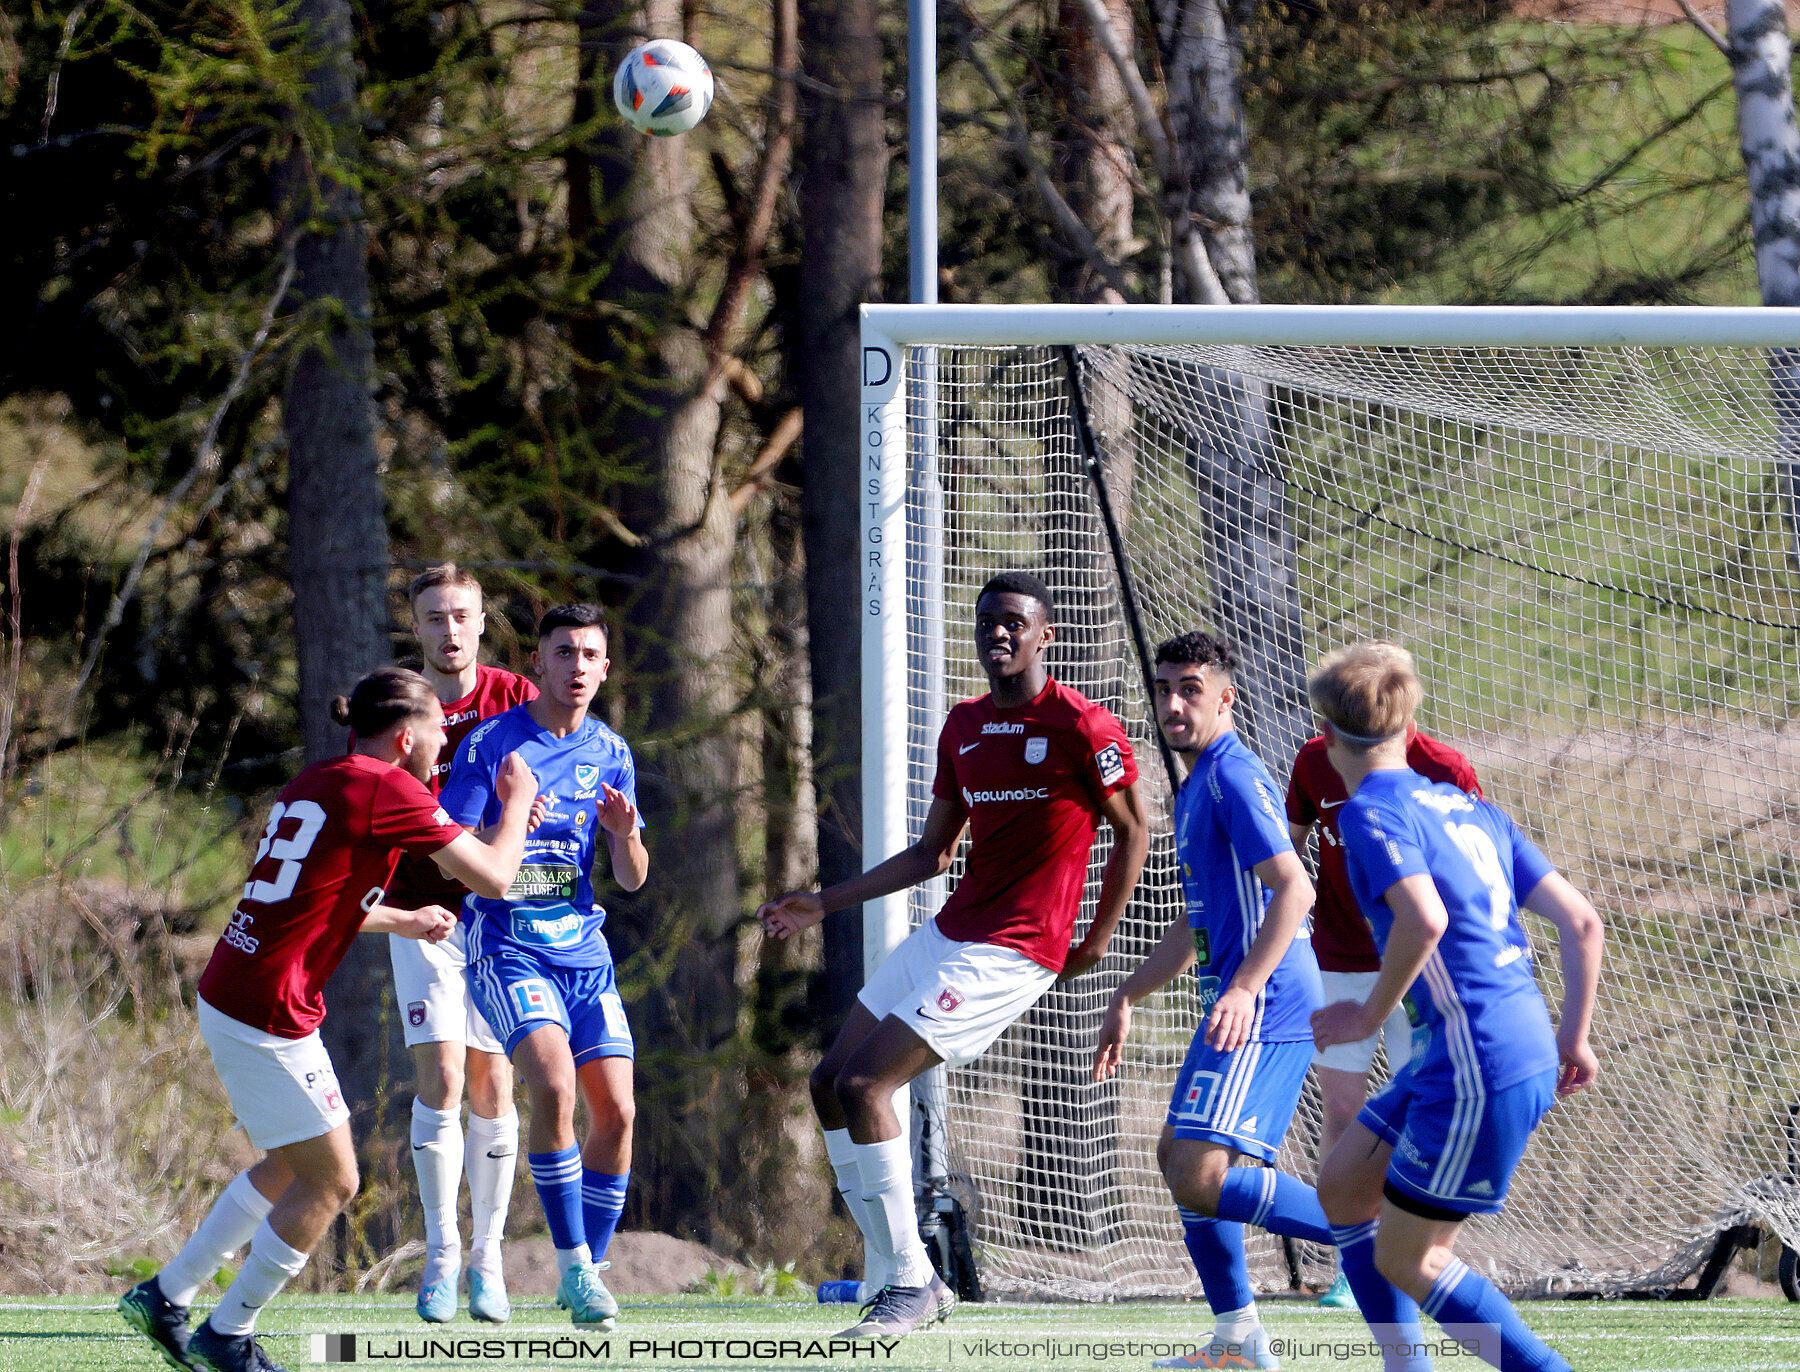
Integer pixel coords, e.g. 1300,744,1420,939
528,1147,585,1252
1331,1220,1429,1372
1216,1167,1333,1245
1179,1207,1253,1315
582,1168,629,1264
1424,1256,1569,1372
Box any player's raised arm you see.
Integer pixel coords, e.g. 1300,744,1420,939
757,793,969,939
597,781,649,892
1060,780,1148,981
1092,913,1199,1081
431,751,535,897
1522,869,1605,1095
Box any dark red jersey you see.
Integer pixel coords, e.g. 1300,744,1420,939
1286,730,1481,972
198,754,465,1037
384,665,536,910
931,677,1138,972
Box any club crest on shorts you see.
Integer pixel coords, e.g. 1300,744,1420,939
1024,736,1048,764
937,987,963,1012
407,1000,427,1027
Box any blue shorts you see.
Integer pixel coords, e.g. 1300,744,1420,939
1359,1067,1557,1215
1166,1036,1312,1162
469,947,634,1065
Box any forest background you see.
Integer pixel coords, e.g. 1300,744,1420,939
0,0,1793,1292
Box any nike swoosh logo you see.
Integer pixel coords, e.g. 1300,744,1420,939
915,1007,930,1017
1321,799,1346,809
486,1150,514,1159
960,742,980,754
413,1143,430,1150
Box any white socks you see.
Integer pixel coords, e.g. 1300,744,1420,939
410,1097,464,1260
208,1219,309,1336
554,1243,593,1277
824,1127,891,1290
853,1135,932,1289
159,1171,274,1308
1213,1301,1261,1344
465,1108,518,1278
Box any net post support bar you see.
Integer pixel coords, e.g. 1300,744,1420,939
861,323,911,977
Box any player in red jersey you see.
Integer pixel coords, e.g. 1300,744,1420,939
120,668,535,1372
1286,644,1481,1309
759,572,1149,1340
389,565,537,1324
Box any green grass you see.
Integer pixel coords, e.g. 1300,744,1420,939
10,1293,1800,1370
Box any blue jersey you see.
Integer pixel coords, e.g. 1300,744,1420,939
1175,731,1321,1043
440,704,642,969
1338,769,1558,1095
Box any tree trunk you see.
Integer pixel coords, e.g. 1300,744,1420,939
277,0,400,1264
564,0,746,1244
796,0,887,1021
1056,0,1141,304
1724,0,1800,565
1153,0,1310,774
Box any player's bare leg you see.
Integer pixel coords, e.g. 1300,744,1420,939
464,1047,518,1321
1314,1066,1369,1308
829,1017,953,1338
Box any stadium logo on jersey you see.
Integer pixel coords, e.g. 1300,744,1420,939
1024,737,1048,764
1095,742,1126,786
407,1001,427,1027
981,721,1025,735
937,987,963,1012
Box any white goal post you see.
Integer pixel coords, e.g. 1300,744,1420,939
862,303,1800,1300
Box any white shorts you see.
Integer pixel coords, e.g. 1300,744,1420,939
199,999,352,1151
388,923,503,1055
1312,969,1414,1075
858,919,1056,1069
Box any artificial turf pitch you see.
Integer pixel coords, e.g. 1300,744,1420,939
4,1293,1797,1370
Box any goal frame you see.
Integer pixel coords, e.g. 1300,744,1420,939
859,301,1800,980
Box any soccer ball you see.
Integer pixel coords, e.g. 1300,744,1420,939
612,39,714,137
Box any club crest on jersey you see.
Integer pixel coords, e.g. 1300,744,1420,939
407,1001,427,1027
574,764,600,799
937,987,963,1012
1024,736,1048,764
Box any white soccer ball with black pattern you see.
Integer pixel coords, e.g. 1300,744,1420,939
613,39,714,137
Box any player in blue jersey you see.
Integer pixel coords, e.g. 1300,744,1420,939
440,604,649,1331
1094,631,1329,1371
1309,642,1603,1372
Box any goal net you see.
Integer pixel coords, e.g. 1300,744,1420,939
860,305,1800,1300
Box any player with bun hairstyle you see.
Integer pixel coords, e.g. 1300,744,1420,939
1309,642,1603,1372
761,572,1148,1341
121,668,536,1372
